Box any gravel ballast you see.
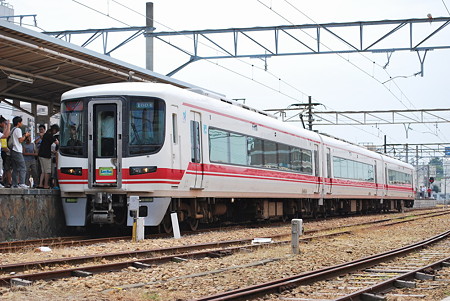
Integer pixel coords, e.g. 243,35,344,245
1,209,449,301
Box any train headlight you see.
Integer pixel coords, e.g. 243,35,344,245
130,166,157,175
61,167,83,176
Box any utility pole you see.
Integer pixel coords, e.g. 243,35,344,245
145,2,154,71
405,143,408,163
416,145,419,197
308,96,313,131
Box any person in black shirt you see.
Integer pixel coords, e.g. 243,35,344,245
37,124,59,189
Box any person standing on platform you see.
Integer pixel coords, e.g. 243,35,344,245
0,116,11,188
37,124,59,189
34,124,46,179
10,116,30,188
23,135,39,187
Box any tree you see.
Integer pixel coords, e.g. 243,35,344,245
432,184,440,193
429,157,444,180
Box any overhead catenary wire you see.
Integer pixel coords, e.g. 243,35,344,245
70,0,398,144
443,0,450,15
62,0,446,147
258,0,447,143
108,1,391,143
66,0,314,104
281,0,447,141
110,0,311,102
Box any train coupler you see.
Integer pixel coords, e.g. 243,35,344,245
91,210,115,224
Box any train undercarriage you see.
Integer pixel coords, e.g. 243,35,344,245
80,193,414,233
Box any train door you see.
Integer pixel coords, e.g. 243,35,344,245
170,105,181,171
314,144,321,194
190,111,204,189
374,160,378,196
88,100,122,188
384,163,389,196
326,147,332,194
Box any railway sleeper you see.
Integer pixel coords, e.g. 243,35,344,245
132,262,152,269
10,278,32,287
206,250,233,258
72,270,93,278
360,293,386,301
394,279,416,288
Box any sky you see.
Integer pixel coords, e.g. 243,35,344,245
5,0,450,162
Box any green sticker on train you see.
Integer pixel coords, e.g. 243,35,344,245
99,167,114,176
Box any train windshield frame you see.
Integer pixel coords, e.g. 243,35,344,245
59,96,166,157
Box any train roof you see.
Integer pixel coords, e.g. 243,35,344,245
62,82,414,170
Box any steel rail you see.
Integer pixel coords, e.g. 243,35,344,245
1,209,447,272
1,207,444,253
0,242,286,286
194,230,450,300
334,255,450,300
0,210,448,288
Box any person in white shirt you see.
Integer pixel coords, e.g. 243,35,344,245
10,116,30,188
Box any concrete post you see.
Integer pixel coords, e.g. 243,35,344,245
128,196,140,242
171,212,181,239
136,217,145,241
291,219,303,254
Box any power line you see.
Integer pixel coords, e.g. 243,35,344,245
71,0,131,27
258,0,446,143
71,0,400,144
443,0,450,15
110,0,312,103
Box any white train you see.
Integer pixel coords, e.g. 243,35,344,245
58,82,415,231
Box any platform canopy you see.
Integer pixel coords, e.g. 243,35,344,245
0,20,198,116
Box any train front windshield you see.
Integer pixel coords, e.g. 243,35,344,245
60,99,84,156
59,97,165,157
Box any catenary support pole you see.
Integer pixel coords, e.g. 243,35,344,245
145,2,154,71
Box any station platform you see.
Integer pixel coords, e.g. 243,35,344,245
0,188,66,241
412,198,440,209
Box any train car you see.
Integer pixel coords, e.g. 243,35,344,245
58,82,415,231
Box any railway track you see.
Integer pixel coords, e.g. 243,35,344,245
1,208,447,253
196,230,450,300
1,209,448,288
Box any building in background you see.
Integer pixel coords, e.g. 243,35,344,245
0,0,13,20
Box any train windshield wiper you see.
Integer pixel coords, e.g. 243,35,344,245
131,123,142,144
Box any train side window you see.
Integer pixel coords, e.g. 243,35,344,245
172,113,178,144
290,147,301,172
278,144,290,170
347,160,355,179
367,165,374,181
333,156,374,182
248,137,263,167
229,132,247,165
333,157,341,178
387,169,411,184
302,149,313,174
263,140,277,169
209,128,229,163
